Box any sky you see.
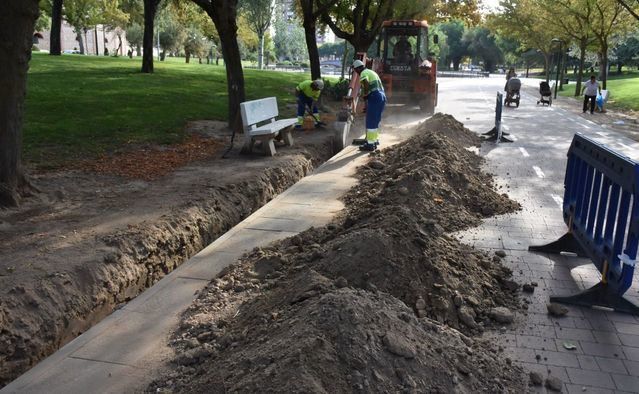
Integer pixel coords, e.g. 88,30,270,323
481,0,501,13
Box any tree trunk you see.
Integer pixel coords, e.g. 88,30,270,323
0,0,39,207
185,50,191,63
142,0,160,73
194,0,245,133
160,51,166,61
117,34,123,56
76,31,85,54
303,18,321,79
617,62,622,74
136,45,141,56
258,32,264,70
50,0,63,55
575,40,587,97
599,47,608,89
94,26,99,55
83,30,89,55
217,25,245,132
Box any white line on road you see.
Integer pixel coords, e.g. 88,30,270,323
596,131,607,137
551,194,563,208
502,125,509,131
519,147,530,157
580,123,591,130
533,166,545,178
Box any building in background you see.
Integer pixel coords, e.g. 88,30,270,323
35,20,132,56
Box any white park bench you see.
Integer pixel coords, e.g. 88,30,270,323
240,97,296,156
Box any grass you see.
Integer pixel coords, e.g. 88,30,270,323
25,53,310,167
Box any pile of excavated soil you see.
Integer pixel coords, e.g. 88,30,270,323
149,114,528,393
0,128,335,388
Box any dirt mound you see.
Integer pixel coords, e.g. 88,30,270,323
151,271,524,393
148,114,527,393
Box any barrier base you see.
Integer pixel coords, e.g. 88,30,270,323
481,127,513,143
551,282,639,315
528,232,588,258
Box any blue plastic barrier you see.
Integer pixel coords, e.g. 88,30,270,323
482,92,512,143
529,133,639,314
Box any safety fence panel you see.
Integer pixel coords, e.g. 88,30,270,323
563,133,639,296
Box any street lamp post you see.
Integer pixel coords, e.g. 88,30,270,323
551,38,564,99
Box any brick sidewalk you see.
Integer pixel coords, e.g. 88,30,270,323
450,78,639,393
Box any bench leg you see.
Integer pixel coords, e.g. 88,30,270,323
262,138,276,156
281,129,294,147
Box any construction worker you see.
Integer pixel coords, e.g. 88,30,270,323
295,79,324,129
353,59,386,151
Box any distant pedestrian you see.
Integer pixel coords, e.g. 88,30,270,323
582,75,601,114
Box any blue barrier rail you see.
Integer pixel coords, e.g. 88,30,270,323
529,133,639,314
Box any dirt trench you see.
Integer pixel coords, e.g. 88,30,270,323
0,127,335,388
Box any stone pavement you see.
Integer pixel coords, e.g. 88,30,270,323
440,76,639,393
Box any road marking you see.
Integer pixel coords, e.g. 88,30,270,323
551,193,563,207
580,124,591,130
519,147,530,157
596,131,607,137
502,124,509,131
533,166,545,178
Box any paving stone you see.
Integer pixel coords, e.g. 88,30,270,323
576,355,599,371
517,334,558,351
565,368,616,389
594,356,628,374
565,384,614,394
580,341,625,359
591,330,622,345
622,359,639,375
618,333,639,347
623,346,639,362
611,373,639,392
555,327,595,342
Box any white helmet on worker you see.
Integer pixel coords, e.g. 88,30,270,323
352,59,365,69
313,79,324,89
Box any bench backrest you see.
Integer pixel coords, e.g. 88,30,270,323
240,97,279,128
563,133,639,295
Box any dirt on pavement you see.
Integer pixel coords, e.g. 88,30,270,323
148,114,529,393
0,121,336,388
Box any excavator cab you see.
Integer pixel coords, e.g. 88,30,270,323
374,20,438,112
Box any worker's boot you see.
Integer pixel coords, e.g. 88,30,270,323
295,116,304,129
359,129,379,151
359,142,376,151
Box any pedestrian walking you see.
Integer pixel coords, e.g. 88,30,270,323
352,59,386,152
582,75,601,114
295,79,324,129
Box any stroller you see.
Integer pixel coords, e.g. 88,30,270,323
537,81,552,106
504,77,521,107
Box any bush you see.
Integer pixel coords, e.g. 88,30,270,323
323,78,350,101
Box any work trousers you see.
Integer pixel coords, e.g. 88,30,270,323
365,90,386,129
583,95,596,114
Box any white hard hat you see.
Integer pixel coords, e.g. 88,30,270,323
313,79,324,89
352,59,365,68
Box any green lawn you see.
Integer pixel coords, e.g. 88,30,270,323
25,53,309,167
